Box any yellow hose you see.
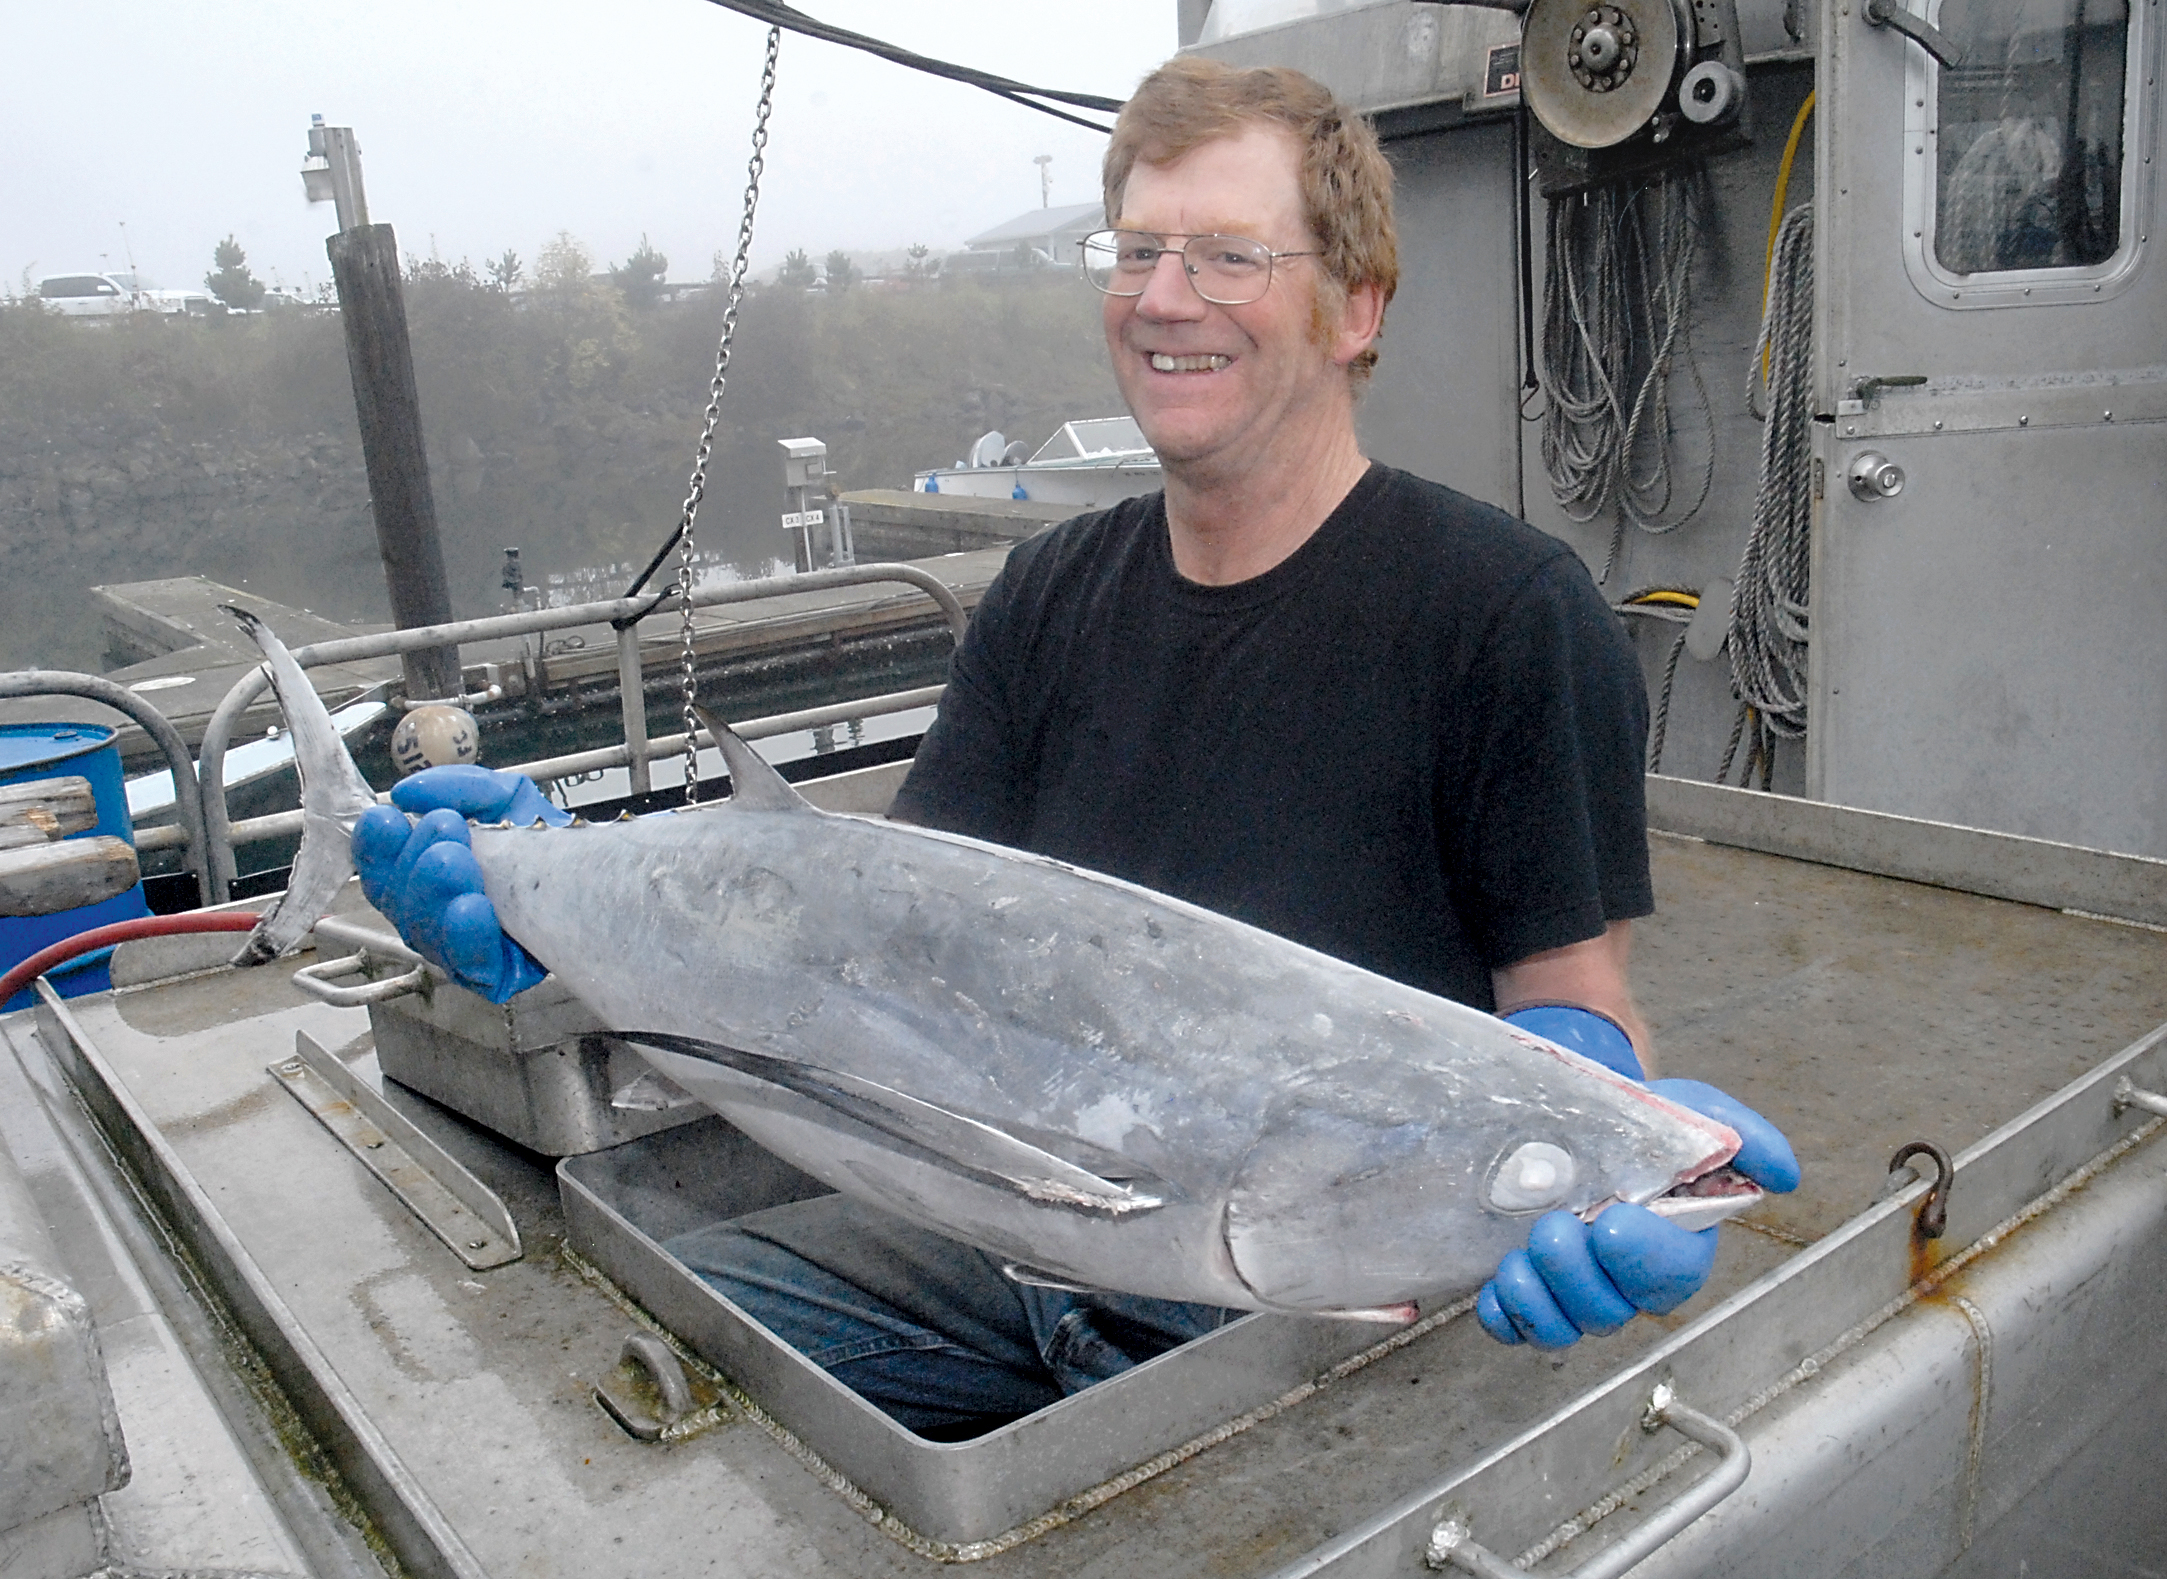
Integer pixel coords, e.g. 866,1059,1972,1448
1761,89,1816,378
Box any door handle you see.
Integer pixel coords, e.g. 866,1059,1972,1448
1847,452,1907,501
1863,0,1966,69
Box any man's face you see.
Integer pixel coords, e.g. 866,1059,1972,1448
1103,124,1373,475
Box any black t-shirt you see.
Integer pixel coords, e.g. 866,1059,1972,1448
890,463,1652,1012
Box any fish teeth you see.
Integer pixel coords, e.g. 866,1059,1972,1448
1150,353,1231,372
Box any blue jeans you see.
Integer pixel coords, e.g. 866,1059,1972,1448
665,1195,1237,1438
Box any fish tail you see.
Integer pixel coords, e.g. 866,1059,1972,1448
222,607,378,966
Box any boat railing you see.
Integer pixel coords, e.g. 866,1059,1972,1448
126,562,967,905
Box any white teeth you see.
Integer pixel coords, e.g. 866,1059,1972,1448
1150,353,1231,372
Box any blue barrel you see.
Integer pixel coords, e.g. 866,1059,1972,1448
1,723,152,1011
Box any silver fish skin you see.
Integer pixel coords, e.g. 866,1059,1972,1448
228,610,1739,1316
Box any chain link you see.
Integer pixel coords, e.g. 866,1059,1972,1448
674,25,780,804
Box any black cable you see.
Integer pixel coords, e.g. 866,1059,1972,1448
619,530,685,607
1513,104,1541,409
701,0,1123,132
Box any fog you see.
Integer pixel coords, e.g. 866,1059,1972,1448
3,1,1173,297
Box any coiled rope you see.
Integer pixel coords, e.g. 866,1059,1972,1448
1721,201,1815,787
1610,587,1699,773
1539,167,1716,582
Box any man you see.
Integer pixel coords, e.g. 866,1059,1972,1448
359,57,1793,1437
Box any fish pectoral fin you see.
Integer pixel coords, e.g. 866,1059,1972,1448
1000,1262,1104,1294
690,706,816,814
618,1032,1163,1219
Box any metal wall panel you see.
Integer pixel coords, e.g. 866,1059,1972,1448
1189,4,1521,118
1358,118,1524,515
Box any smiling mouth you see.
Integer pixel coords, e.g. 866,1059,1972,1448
1149,353,1231,373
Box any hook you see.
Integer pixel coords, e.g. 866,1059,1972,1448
1888,1140,1953,1239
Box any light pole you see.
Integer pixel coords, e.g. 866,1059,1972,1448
1034,154,1052,209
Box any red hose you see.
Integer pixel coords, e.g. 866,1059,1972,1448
1,912,262,1006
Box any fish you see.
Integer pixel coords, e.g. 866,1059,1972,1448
227,608,1749,1319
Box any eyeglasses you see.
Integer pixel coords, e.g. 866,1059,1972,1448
1079,229,1318,306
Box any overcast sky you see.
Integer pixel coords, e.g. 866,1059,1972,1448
3,0,1176,298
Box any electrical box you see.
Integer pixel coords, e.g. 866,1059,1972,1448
778,437,828,490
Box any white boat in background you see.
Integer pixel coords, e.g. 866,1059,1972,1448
915,416,1162,509
123,692,391,825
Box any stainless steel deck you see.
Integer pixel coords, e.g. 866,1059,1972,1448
5,788,2165,1576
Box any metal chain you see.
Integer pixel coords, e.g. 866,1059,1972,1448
675,25,780,804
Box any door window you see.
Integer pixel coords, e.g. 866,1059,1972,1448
1936,0,2129,272
1903,0,2151,303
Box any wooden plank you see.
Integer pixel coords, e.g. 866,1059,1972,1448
0,837,140,918
0,777,98,850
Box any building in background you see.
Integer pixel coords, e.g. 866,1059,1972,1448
947,201,1103,277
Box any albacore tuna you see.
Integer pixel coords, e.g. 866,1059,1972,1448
229,609,1749,1317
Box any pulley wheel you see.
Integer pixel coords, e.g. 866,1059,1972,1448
1521,0,1687,150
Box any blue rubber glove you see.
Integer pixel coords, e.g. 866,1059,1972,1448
1504,1003,1644,1079
351,766,569,1003
1478,1006,1801,1349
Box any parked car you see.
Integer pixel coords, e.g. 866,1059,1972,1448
34,273,218,318
35,272,138,316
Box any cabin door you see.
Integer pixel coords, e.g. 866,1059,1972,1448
1810,0,2167,855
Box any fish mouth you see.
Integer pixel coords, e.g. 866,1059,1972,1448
1640,1167,1765,1233
1148,352,1232,373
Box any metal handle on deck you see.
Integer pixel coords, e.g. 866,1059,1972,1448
1425,1384,1751,1579
2113,1077,2167,1119
291,950,430,1006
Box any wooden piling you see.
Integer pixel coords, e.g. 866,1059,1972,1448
326,223,461,701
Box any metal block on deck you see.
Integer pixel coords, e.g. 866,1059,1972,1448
368,962,705,1158
0,1126,127,1554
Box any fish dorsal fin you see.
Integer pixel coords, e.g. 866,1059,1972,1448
693,704,813,813
223,605,376,966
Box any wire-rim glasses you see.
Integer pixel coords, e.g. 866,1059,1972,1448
1080,229,1318,306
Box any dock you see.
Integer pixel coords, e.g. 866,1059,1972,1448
0,548,1017,775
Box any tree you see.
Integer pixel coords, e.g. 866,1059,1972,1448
824,250,859,293
776,248,818,290
608,234,669,309
204,235,265,311
533,232,594,294
486,249,523,293
904,242,932,278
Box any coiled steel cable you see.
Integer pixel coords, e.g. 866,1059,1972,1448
1539,168,1716,582
1723,201,1816,783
